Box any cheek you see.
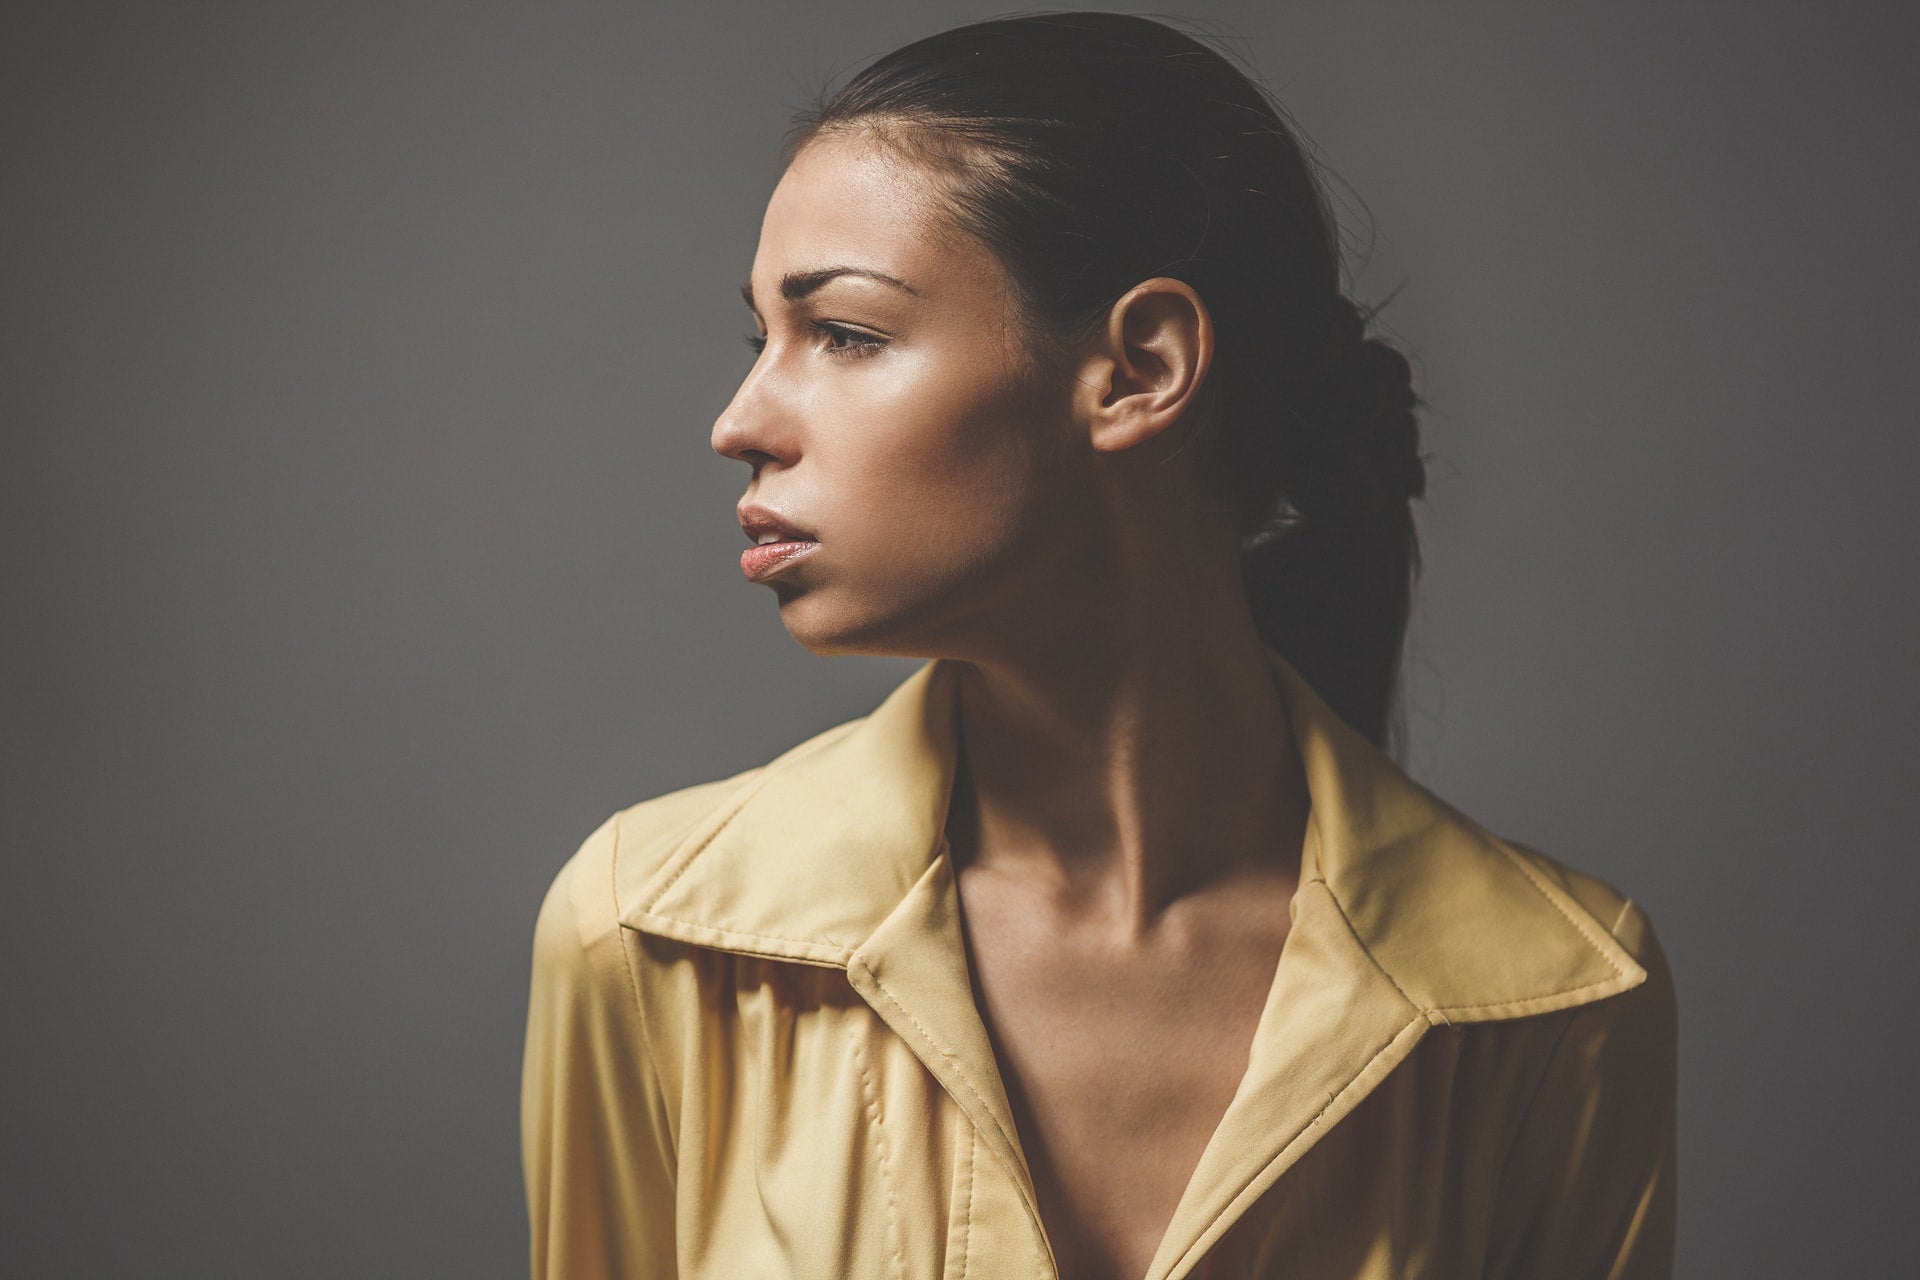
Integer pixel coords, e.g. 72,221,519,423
828,363,1066,583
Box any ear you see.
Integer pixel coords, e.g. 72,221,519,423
1073,277,1214,457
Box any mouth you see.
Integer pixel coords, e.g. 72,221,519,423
737,502,820,583
739,538,820,582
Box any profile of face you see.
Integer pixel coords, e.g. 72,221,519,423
713,130,1105,660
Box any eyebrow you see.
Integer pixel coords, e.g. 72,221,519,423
739,267,919,312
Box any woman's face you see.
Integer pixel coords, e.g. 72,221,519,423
713,129,1095,659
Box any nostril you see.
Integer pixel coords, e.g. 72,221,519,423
711,387,795,467
712,412,780,466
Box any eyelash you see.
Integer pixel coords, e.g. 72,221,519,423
743,321,886,360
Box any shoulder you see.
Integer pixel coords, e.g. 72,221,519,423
534,765,769,953
1503,838,1673,996
1496,839,1677,1093
1481,848,1679,1275
532,702,880,955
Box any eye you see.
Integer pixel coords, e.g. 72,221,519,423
814,321,886,358
741,322,887,360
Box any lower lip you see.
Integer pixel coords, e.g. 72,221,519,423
740,540,820,582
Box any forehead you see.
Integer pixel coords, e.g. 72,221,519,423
750,130,1000,299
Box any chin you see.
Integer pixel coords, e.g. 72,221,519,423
775,585,949,661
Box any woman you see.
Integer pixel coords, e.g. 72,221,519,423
522,13,1676,1280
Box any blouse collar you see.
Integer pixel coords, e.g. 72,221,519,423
618,648,1647,1280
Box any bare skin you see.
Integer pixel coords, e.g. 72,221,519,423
947,719,1305,1280
715,128,1310,1280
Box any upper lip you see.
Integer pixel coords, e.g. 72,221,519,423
738,502,818,546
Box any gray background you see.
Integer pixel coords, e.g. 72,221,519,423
6,2,1915,1275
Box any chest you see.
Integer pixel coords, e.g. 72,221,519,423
953,869,1295,1280
661,947,1535,1280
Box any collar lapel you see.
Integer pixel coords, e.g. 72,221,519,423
622,649,1650,1280
1144,868,1429,1280
622,659,1048,1226
620,658,959,968
845,846,1045,1226
1143,653,1648,1280
1267,649,1648,1024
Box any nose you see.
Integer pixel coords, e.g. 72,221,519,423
711,358,795,470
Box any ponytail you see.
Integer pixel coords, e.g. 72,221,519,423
1241,295,1426,752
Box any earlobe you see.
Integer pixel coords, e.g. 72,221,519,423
1083,277,1213,454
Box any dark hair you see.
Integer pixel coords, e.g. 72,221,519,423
791,12,1428,753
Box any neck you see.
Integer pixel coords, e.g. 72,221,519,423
943,552,1308,937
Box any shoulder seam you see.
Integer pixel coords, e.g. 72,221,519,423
608,812,678,1168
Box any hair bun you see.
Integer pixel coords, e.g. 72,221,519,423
1328,295,1425,506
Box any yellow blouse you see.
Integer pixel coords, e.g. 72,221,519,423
521,648,1676,1278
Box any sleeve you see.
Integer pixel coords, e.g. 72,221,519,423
521,816,678,1279
1483,900,1679,1280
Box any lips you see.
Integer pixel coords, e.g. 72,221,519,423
737,502,820,583
738,502,817,546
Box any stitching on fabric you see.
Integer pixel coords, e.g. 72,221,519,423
1319,884,1424,1014
1324,845,1641,1021
611,818,646,1024
855,962,1025,1171
633,913,855,963
858,967,1053,1280
610,816,679,1169
638,771,783,910
1171,1014,1426,1276
957,1122,974,1280
1429,975,1635,1020
1493,841,1634,978
852,1022,907,1280
1295,1017,1421,1140
638,720,865,912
